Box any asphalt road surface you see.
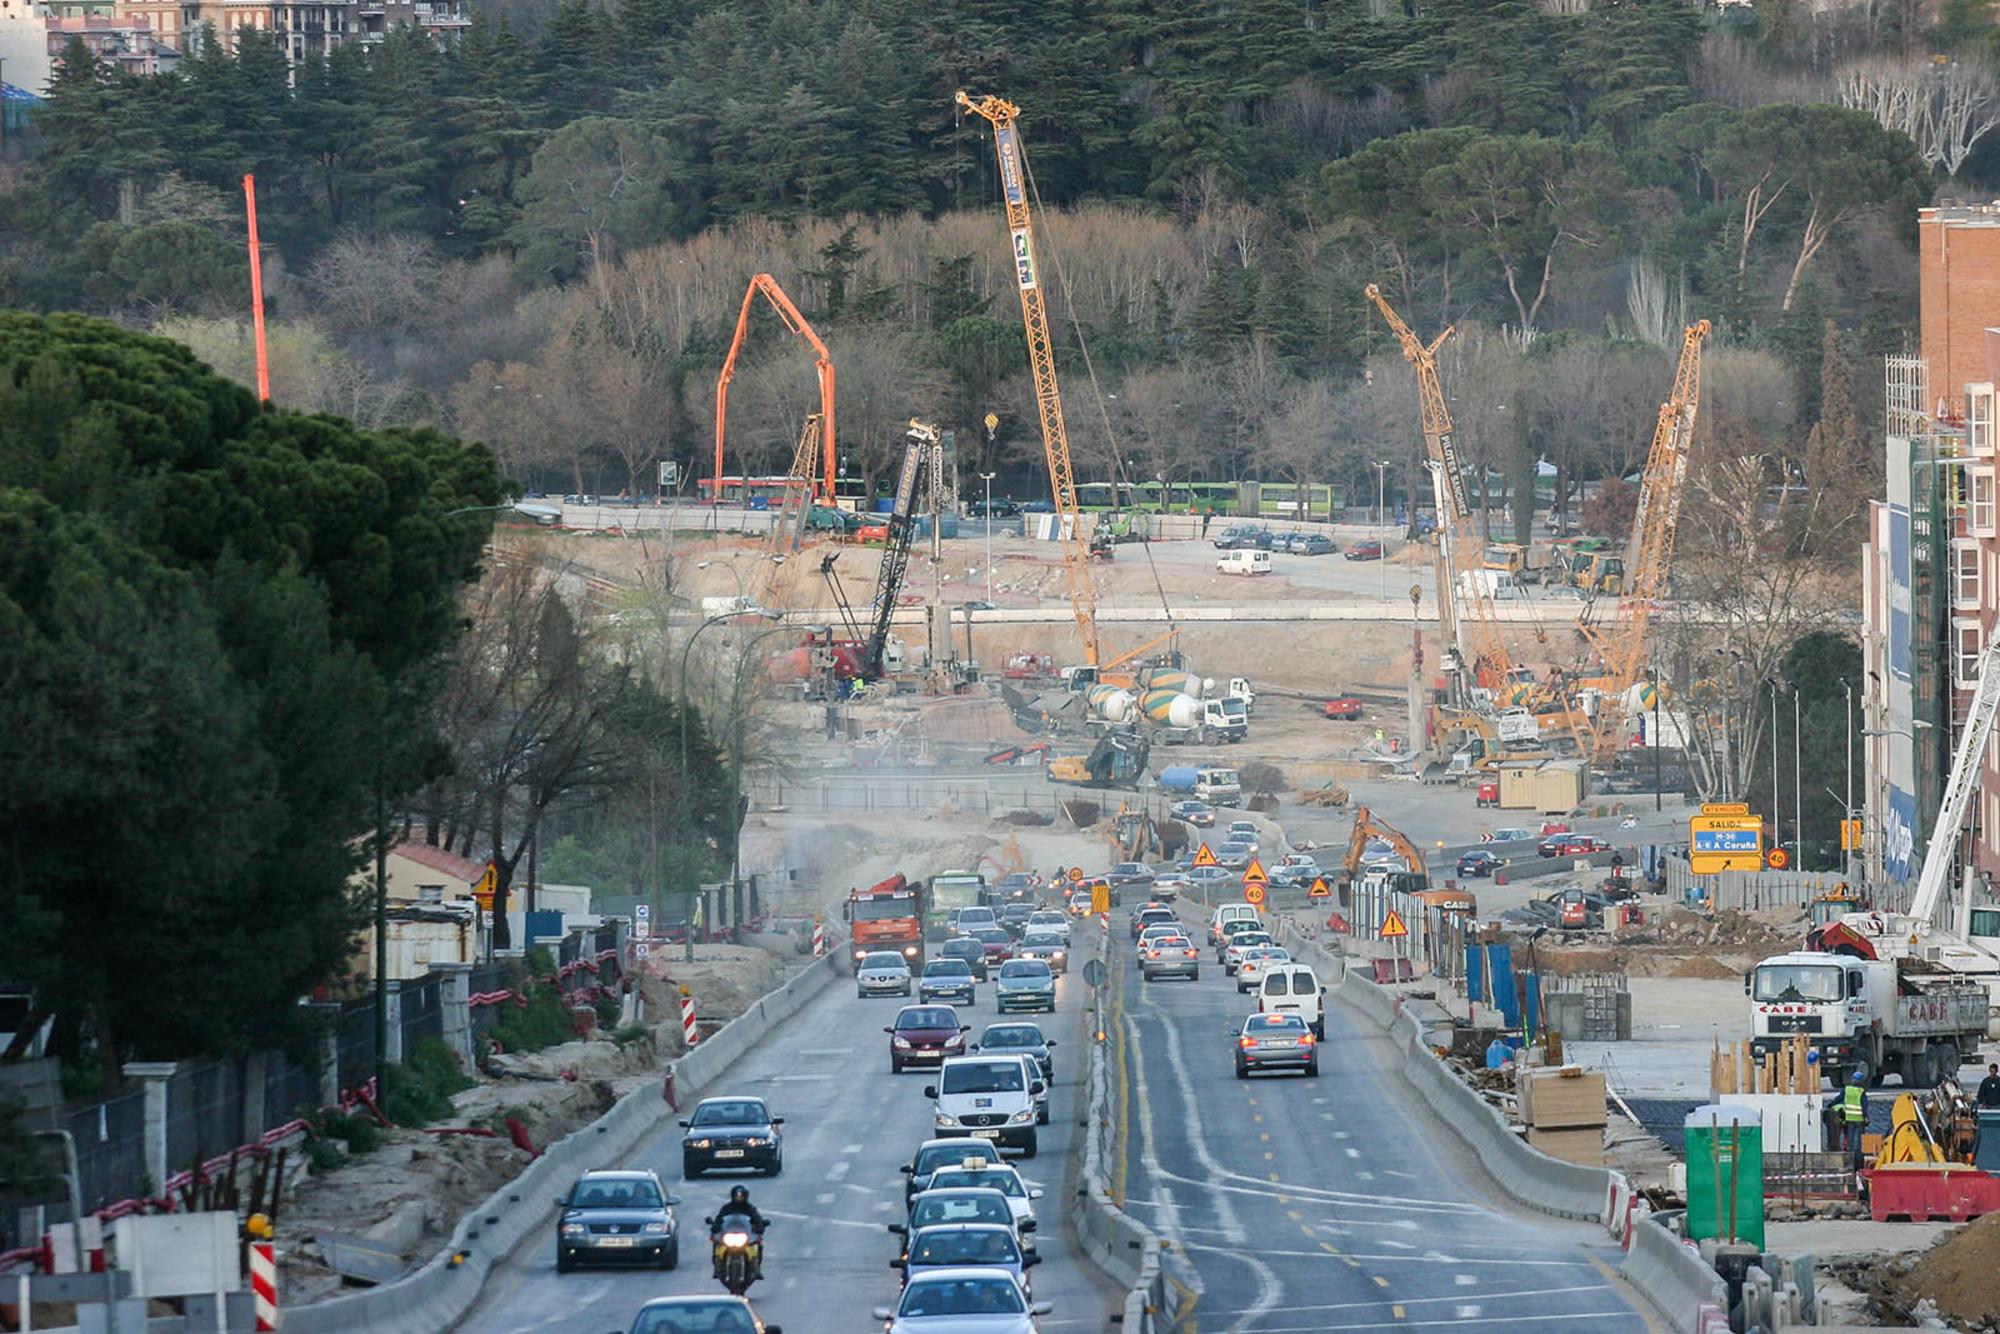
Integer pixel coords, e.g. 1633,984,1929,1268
455,951,1117,1334
1111,921,1651,1332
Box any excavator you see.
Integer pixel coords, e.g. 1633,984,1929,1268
1340,808,1476,917
1047,729,1151,790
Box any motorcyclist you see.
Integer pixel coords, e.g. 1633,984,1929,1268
711,1185,769,1279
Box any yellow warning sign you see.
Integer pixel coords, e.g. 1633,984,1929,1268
1191,843,1219,868
1380,909,1409,939
1244,883,1266,907
1091,881,1111,915
1242,858,1269,885
1308,877,1332,898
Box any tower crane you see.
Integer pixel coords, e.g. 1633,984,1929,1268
1577,319,1710,758
713,274,837,501
955,91,1106,672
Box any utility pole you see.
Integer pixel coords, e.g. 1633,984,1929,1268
980,471,997,605
1653,668,1663,813
1374,460,1390,603
1843,678,1855,879
1770,681,1780,847
1793,688,1803,869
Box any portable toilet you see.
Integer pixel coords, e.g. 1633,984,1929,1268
1684,1103,1764,1248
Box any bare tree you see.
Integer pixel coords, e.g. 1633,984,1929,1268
1835,55,2000,174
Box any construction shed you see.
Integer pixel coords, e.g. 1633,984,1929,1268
1497,759,1586,813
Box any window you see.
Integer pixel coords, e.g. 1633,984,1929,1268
1973,384,1996,455
1974,470,1997,536
1958,542,1982,608
1958,620,1984,684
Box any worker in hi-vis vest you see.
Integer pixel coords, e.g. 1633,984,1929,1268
1841,1069,1867,1173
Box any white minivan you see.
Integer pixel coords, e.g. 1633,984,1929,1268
1259,962,1324,1038
926,1056,1043,1157
1209,902,1260,945
1217,549,1272,576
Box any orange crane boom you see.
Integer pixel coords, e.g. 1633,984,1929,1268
712,273,836,501
955,91,1102,668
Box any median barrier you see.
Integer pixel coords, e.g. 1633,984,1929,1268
1621,1215,1728,1334
287,951,839,1333
1335,968,1400,1028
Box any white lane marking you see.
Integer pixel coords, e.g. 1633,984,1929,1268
843,1143,864,1154
1141,1163,1480,1216
795,1047,855,1055
1345,1148,1361,1159
1456,1274,1478,1286
815,1192,835,1204
764,1075,834,1082
1357,1171,1375,1182
1191,1285,1614,1317
1333,1130,1351,1139
1185,1243,1607,1267
1235,1312,1635,1332
842,1183,875,1196
1457,1305,1483,1318
762,1208,899,1231
826,1159,851,1181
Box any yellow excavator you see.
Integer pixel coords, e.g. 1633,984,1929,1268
1342,808,1476,917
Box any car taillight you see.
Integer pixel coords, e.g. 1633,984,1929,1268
1238,1036,1256,1049
1183,949,1196,957
1299,1033,1315,1045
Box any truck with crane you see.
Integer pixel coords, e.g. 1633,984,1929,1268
841,873,927,966
1748,951,1988,1089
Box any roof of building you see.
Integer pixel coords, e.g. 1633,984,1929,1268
1,84,41,105
392,841,485,883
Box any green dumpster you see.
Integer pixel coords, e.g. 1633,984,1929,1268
1685,1103,1764,1248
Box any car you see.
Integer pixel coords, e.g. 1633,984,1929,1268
973,1022,1056,1083
952,906,1001,934
1135,924,1184,961
1209,903,1260,943
1456,849,1503,878
1227,820,1259,839
937,935,990,981
1292,533,1338,556
1345,539,1384,561
926,1056,1041,1155
894,1186,1031,1254
888,1005,973,1072
1000,1049,1051,1124
1539,834,1607,858
873,1267,1051,1332
924,1162,1043,1241
1150,870,1189,900
968,498,1021,518
1140,933,1200,982
1023,910,1070,941
858,951,916,997
1234,1011,1319,1078
1188,865,1233,891
679,1096,784,1178
1268,855,1320,887
1223,930,1275,973
622,1295,782,1334
1211,525,1259,550
1015,932,1069,975
894,1222,1040,1296
1108,862,1155,894
1321,696,1364,721
1130,905,1179,939
994,959,1056,1013
902,1138,1002,1205
973,926,1017,966
1019,499,1056,514
996,902,1037,937
993,872,1042,901
1215,917,1265,956
554,1168,679,1272
1170,800,1215,827
921,957,980,1005
805,504,862,534
1489,826,1537,843
1235,946,1290,993
1215,842,1254,870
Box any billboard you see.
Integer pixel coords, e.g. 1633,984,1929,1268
1689,809,1764,874
1886,785,1918,883
1889,503,1912,683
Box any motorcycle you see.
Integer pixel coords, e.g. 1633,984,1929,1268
705,1214,769,1296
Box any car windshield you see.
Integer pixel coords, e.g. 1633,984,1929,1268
1150,936,1189,948
913,1194,1011,1228
862,953,906,969
571,1177,662,1208
853,895,919,921
1246,1014,1307,1033
1753,964,1843,1003
930,1168,1023,1198
941,1062,1024,1094
942,939,980,957
999,961,1049,980
909,1228,1021,1266
630,1301,760,1334
691,1101,765,1127
1232,934,1272,949
899,1275,1028,1317
980,1026,1040,1049
926,960,971,977
975,928,1012,944
1021,934,1063,948
899,1008,958,1030
917,1145,996,1175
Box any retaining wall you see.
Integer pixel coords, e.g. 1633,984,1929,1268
286,952,839,1334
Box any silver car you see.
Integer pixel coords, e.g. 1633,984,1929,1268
873,1267,1050,1332
1015,932,1069,975
858,951,915,998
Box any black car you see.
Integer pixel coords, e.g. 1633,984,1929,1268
902,1136,1001,1204
973,1022,1057,1083
920,957,979,1004
1456,849,1503,878
996,902,1037,937
968,498,1021,518
679,1096,784,1178
937,935,989,981
623,1296,782,1333
555,1168,680,1272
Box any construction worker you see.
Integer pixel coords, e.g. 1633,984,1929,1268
1842,1069,1868,1175
1978,1063,2000,1108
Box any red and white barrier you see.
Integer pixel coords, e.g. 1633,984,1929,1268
811,920,826,957
250,1241,278,1330
680,990,699,1047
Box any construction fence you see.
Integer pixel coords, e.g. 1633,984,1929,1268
751,777,1078,817
1664,862,1850,911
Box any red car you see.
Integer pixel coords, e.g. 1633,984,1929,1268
1344,540,1384,561
886,1004,971,1073
1539,834,1609,858
972,926,1016,965
1322,697,1363,720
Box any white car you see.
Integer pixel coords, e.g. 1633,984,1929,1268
874,1266,1051,1332
858,951,915,998
1489,826,1537,843
1022,911,1070,943
1235,946,1291,993
927,1057,1041,1156
1267,855,1320,887
1224,930,1276,974
1134,924,1184,961
926,1163,1043,1244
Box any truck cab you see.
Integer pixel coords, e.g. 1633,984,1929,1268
1193,765,1241,808
1749,950,1989,1087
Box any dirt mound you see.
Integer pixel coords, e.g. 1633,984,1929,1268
1668,955,1741,979
1896,1209,2000,1327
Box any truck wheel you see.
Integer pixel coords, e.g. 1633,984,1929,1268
1850,1051,1877,1088
1931,1043,1962,1088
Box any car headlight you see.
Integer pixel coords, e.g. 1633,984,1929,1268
944,1035,964,1048
904,945,920,956
745,1136,769,1147
893,1037,912,1049
936,1113,959,1127
1052,950,1065,959
688,1137,712,1149
562,1222,587,1236
641,1221,668,1234
1009,1109,1036,1124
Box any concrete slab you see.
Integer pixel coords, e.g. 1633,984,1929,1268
1768,1217,1955,1260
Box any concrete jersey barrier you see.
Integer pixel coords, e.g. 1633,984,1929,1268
287,952,839,1333
1621,1216,1729,1334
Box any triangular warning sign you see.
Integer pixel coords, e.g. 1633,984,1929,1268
1191,843,1219,868
1380,909,1409,939
1242,858,1269,885
1308,877,1332,898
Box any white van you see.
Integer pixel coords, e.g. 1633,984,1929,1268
1209,902,1260,945
1259,962,1324,1038
1217,549,1271,576
926,1056,1044,1157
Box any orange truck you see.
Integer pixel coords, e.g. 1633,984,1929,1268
841,873,927,965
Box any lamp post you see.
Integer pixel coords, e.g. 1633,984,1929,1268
1649,666,1663,813
979,472,997,605
1793,686,1803,869
1842,679,1854,879
1769,679,1781,848
677,607,782,961
1373,460,1390,603
697,557,748,604
722,623,802,932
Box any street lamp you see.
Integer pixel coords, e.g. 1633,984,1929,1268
979,472,997,604
1373,460,1390,603
697,557,747,603
721,622,803,932
677,607,783,960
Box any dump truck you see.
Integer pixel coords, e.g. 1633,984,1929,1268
1748,950,1991,1089
842,873,927,965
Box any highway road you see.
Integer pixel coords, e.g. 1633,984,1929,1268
1110,924,1651,1332
455,951,1118,1334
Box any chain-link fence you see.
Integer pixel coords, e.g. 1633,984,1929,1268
66,1089,146,1210
335,999,377,1093
750,778,1074,816
164,1058,244,1177
399,975,443,1052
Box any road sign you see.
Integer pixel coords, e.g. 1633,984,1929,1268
635,942,650,961
1841,818,1864,851
984,412,1000,434
659,460,681,488
472,860,499,910
1689,812,1764,875
1242,858,1269,886
1243,883,1266,907
635,903,650,921
1380,909,1409,939
1082,958,1107,989
1192,843,1219,868
1767,847,1791,870
1701,802,1751,816
1067,866,1083,883
1308,877,1332,899
1091,882,1111,915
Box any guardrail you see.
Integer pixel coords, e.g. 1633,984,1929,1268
285,952,839,1333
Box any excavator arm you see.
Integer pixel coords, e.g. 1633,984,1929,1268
1343,807,1425,878
713,274,837,500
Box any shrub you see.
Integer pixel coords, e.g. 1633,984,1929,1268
610,1023,653,1050
315,1109,381,1155
381,1039,473,1127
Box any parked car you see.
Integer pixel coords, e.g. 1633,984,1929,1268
1321,697,1363,721
1345,539,1384,561
1020,499,1056,514
679,1096,784,1178
1291,533,1338,555
968,498,1021,518
1212,525,1260,550
554,1168,680,1272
